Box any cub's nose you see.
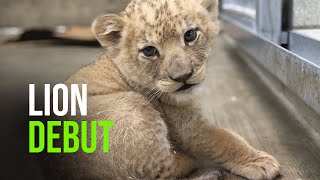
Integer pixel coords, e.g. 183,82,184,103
169,69,193,82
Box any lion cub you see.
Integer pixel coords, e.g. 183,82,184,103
53,0,280,179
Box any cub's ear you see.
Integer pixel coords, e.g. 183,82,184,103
92,14,124,50
200,0,219,19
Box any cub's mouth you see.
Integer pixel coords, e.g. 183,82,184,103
157,80,201,93
176,84,197,92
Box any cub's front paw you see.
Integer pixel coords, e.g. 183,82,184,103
231,151,280,180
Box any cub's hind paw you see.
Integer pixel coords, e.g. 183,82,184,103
231,151,280,180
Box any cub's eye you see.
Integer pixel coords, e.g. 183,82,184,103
142,46,158,58
184,29,198,43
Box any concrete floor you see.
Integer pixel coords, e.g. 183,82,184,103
0,36,320,179
202,38,320,179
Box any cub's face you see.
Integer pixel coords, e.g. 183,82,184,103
93,0,219,102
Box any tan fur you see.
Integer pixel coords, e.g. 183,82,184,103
47,0,280,179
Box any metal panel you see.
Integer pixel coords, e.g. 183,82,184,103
220,0,257,31
220,0,283,44
221,0,257,19
256,0,283,43
222,20,320,115
289,30,320,66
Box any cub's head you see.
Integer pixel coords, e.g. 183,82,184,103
92,0,219,103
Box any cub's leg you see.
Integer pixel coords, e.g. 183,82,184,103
182,122,280,179
163,106,280,179
87,92,196,179
206,128,280,180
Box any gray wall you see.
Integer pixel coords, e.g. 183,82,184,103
0,0,130,28
292,0,320,29
2,0,319,29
